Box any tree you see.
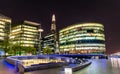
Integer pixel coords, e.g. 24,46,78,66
43,46,52,54
0,38,12,56
11,43,37,55
12,42,21,55
0,37,37,56
23,46,37,55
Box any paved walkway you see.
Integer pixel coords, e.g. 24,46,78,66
0,59,19,74
0,59,63,74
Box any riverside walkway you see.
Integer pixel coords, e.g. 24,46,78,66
1,56,120,74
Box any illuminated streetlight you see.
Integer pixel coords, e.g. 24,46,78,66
38,26,43,55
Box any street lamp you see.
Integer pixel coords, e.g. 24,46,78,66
38,27,43,55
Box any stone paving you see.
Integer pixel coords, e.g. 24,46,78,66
0,59,63,74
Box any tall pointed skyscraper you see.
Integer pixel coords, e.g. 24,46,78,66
51,14,57,53
51,14,56,33
42,14,58,53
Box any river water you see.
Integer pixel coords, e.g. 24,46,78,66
74,59,120,74
0,58,120,74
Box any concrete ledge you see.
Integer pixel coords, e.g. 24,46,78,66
64,61,91,72
5,57,20,65
5,56,70,72
72,61,91,72
24,62,68,72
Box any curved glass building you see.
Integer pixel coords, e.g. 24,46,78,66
59,23,106,54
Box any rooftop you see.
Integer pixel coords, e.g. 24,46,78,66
0,13,11,19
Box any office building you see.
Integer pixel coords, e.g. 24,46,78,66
0,14,11,42
59,23,106,54
11,20,40,49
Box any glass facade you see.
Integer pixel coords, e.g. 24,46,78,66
11,21,39,48
42,33,55,51
0,14,11,42
59,23,106,54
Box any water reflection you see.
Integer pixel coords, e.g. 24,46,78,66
110,57,120,68
74,59,120,74
1,59,120,74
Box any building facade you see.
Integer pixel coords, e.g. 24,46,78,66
11,20,40,49
59,23,106,54
0,14,11,42
42,34,55,51
42,14,58,53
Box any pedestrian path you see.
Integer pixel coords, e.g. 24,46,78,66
0,59,19,74
0,59,63,74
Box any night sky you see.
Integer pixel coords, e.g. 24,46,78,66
0,0,120,54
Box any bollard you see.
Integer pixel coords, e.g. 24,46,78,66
64,67,72,74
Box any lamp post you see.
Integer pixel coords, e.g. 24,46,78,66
38,27,43,55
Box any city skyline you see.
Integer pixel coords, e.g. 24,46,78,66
0,0,120,54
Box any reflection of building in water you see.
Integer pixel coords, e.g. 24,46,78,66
110,57,120,68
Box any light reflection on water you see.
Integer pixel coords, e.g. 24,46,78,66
1,58,120,74
74,59,120,74
110,57,120,68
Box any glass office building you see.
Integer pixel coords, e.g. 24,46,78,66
11,20,40,48
42,34,56,51
0,14,11,42
59,23,106,54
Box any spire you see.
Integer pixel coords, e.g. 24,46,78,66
52,14,55,21
51,14,56,32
